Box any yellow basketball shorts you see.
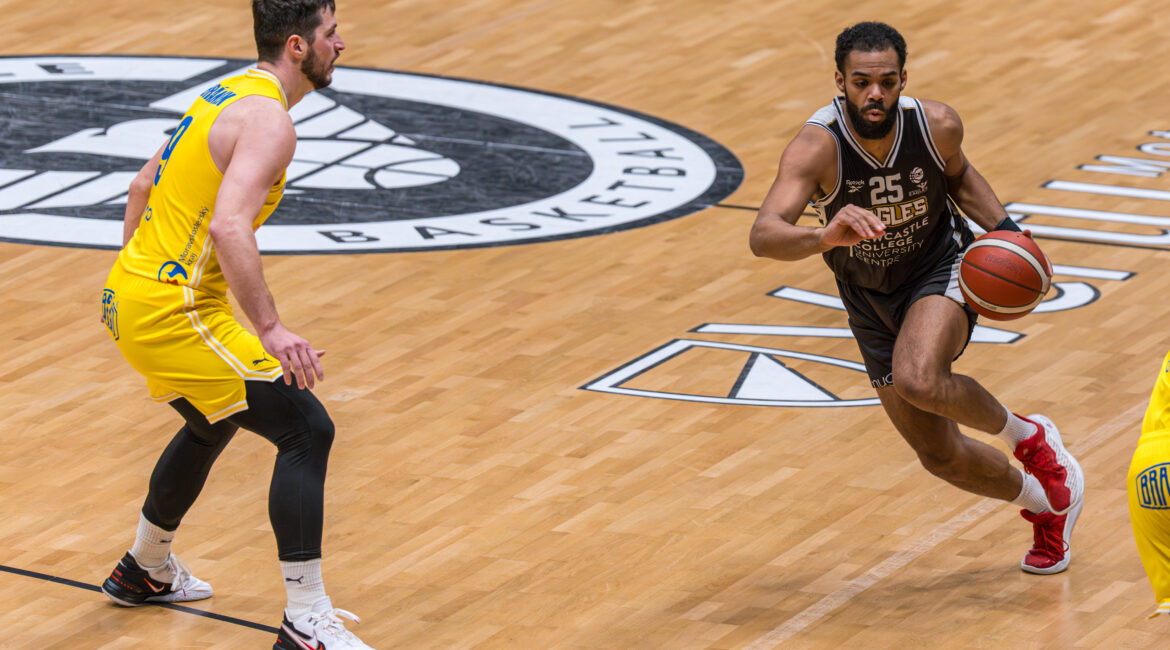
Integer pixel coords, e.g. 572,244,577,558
101,265,282,422
1128,429,1170,618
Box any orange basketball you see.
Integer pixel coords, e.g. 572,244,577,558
958,231,1053,321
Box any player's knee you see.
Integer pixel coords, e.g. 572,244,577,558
893,369,944,410
277,406,334,461
306,408,335,453
184,420,237,448
916,445,962,481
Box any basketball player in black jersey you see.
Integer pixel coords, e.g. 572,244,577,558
749,22,1085,573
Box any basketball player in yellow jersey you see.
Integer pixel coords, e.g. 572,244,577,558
99,2,373,648
1129,350,1170,618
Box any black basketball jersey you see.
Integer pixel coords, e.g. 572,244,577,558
807,96,973,293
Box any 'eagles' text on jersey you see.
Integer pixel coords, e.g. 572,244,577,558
808,96,973,293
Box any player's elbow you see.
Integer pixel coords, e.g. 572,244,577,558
748,221,771,258
750,220,792,259
128,172,153,200
207,215,239,245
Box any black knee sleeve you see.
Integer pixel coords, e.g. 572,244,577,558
142,402,238,529
229,380,335,561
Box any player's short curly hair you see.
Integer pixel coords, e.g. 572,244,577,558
834,22,907,73
253,0,336,63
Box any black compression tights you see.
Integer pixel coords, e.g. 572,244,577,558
140,380,335,562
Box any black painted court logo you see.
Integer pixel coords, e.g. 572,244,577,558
0,56,742,253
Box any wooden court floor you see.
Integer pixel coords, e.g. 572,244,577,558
2,0,1170,647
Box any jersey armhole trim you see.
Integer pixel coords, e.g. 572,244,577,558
806,122,843,209
912,98,947,171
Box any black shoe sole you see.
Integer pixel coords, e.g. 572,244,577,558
101,576,148,607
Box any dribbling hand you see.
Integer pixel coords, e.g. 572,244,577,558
819,204,886,248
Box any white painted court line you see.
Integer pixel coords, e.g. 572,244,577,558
745,401,1149,648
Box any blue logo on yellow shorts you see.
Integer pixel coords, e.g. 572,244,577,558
101,288,118,340
1137,463,1170,509
157,261,188,284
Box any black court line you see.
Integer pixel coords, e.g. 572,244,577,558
0,563,279,635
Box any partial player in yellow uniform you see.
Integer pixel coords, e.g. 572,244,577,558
98,2,372,648
105,66,288,421
1129,350,1170,618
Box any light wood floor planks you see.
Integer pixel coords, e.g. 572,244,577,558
2,0,1170,647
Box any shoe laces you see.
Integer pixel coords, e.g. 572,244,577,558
1023,512,1067,561
1020,437,1063,477
310,607,362,641
163,554,192,588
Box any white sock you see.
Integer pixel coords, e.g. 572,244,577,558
129,513,174,570
1011,467,1051,514
282,559,327,621
995,407,1039,451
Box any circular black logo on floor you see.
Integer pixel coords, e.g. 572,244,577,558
0,56,742,253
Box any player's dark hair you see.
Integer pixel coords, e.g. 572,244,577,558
834,22,907,72
253,0,335,63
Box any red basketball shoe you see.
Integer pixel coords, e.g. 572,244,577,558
1020,497,1082,574
1013,414,1084,515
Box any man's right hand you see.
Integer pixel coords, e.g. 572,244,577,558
260,323,325,390
819,204,886,248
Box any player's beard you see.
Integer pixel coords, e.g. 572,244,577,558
301,45,334,90
844,96,897,140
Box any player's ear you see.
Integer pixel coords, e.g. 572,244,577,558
899,69,907,91
287,34,306,60
834,70,845,93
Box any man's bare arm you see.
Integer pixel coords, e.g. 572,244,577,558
123,145,165,247
925,100,1012,232
750,125,885,261
208,100,324,389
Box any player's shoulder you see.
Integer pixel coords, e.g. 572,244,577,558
213,97,295,170
783,122,839,173
795,101,842,149
230,95,292,128
806,100,840,129
917,98,963,136
226,96,295,145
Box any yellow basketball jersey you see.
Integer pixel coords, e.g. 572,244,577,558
116,68,288,300
1129,350,1170,617
1141,352,1170,441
